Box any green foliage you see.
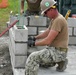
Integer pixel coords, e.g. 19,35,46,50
0,0,23,26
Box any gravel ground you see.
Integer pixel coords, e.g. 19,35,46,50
0,36,13,75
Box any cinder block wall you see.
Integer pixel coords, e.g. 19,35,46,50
26,16,76,45
8,16,76,69
27,16,48,36
9,25,28,68
67,17,76,45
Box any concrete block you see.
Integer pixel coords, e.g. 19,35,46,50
67,18,76,27
10,15,17,25
27,46,46,55
69,37,76,45
28,47,39,55
29,16,47,26
38,27,47,31
13,55,27,68
18,16,27,26
27,27,37,35
68,27,72,36
13,25,28,42
38,27,47,34
37,46,47,50
12,68,25,75
10,15,27,26
15,43,27,55
74,28,76,36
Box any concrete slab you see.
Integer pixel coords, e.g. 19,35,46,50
0,73,3,75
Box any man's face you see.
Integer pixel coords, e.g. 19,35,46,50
44,8,54,18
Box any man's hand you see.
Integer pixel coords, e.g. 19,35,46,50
28,40,35,47
28,36,36,41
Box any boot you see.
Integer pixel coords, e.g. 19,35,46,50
40,62,56,68
56,59,68,72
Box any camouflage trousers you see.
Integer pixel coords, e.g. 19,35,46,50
25,47,67,75
24,9,41,16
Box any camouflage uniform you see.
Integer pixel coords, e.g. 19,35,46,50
21,0,41,15
24,0,42,16
25,47,67,75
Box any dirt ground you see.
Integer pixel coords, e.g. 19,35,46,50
0,35,13,75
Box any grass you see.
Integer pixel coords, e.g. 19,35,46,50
0,0,27,33
0,0,19,26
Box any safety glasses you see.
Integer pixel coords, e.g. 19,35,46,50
44,8,51,15
44,5,56,15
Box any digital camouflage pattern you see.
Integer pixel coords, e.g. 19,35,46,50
25,47,67,75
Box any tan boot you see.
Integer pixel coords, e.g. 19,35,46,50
56,59,68,72
40,62,56,68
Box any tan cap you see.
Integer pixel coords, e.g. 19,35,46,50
40,0,56,15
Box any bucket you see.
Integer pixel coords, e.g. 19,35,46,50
0,0,8,8
72,14,76,18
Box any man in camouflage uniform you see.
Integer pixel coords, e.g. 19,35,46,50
26,0,69,75
21,0,42,15
21,0,24,14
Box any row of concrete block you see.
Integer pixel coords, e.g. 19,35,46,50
10,15,47,27
9,15,48,36
9,15,76,28
9,15,76,36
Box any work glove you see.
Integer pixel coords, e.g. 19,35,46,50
28,40,35,47
28,36,36,41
